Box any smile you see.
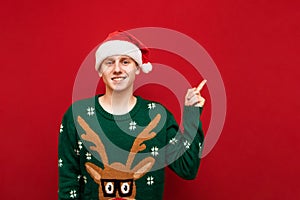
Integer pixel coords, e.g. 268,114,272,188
111,76,127,81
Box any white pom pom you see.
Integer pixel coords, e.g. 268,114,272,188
141,62,152,73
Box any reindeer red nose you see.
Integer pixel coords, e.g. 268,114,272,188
113,198,125,200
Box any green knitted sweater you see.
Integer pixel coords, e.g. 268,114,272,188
58,95,204,200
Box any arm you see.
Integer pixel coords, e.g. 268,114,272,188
58,108,81,199
166,80,206,179
166,107,204,179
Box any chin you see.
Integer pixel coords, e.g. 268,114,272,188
109,83,133,93
109,85,128,92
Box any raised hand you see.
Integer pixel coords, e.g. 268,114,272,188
185,79,207,107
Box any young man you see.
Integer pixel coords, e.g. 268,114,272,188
58,30,206,200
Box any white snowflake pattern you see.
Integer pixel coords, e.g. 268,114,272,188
148,103,156,109
78,141,83,150
86,152,92,160
58,158,63,167
199,142,203,157
151,146,159,157
169,137,178,145
199,142,202,150
77,175,87,184
83,176,87,184
147,176,154,185
183,140,190,149
74,149,80,156
129,121,137,131
87,107,95,116
60,124,63,133
70,190,77,198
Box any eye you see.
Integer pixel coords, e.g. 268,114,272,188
122,59,130,65
105,60,113,65
120,182,130,194
105,182,114,194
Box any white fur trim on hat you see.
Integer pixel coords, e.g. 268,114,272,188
141,62,152,73
95,40,142,71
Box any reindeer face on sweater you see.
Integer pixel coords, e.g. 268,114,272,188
77,114,161,200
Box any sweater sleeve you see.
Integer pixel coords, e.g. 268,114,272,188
58,108,81,200
166,106,204,180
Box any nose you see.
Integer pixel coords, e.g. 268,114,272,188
113,61,122,73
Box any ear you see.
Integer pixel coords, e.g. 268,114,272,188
98,71,103,77
132,157,155,180
85,162,103,184
135,66,140,75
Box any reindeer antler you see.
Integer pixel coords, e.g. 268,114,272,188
77,116,109,166
126,114,161,169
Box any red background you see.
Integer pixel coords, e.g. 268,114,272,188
1,0,299,199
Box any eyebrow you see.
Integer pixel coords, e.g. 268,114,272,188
105,55,132,60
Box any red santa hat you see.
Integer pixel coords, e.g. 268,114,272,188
95,30,152,73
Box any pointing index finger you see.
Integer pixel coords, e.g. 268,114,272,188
196,79,207,92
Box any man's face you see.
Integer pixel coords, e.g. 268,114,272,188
99,55,140,92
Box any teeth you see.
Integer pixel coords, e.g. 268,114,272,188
112,77,125,81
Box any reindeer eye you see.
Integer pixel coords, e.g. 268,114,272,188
105,182,114,194
120,182,130,194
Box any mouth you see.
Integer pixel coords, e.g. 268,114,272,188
111,76,127,81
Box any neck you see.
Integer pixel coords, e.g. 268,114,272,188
99,89,136,115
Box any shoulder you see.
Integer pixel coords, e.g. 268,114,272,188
136,95,174,121
136,96,169,110
63,95,98,119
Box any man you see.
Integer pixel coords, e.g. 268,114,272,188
58,30,206,200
